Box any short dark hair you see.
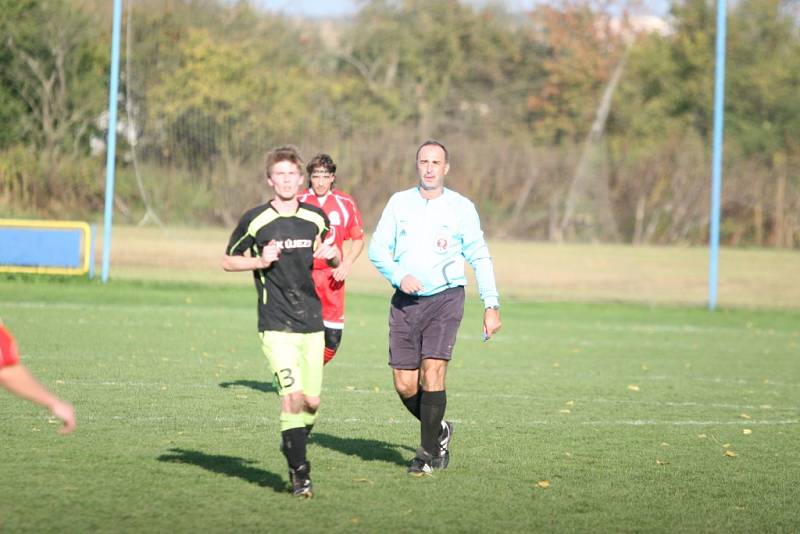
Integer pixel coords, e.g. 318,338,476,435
415,139,449,163
265,145,303,177
306,154,337,175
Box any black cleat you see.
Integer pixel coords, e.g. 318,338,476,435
431,420,453,469
289,462,313,498
407,448,433,477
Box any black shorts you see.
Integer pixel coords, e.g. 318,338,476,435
388,286,465,370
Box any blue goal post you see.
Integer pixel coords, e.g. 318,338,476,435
0,219,94,276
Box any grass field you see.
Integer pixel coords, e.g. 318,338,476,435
1,276,799,533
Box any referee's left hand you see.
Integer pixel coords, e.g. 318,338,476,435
482,308,502,341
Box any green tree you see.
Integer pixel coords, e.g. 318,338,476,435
0,0,107,163
726,0,800,246
340,0,528,138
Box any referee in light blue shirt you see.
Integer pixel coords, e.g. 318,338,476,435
369,139,502,476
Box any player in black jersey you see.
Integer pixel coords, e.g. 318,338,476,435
222,145,340,498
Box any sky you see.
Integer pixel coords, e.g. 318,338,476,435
250,0,672,19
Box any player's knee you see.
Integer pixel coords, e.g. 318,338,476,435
304,396,321,413
324,328,342,351
420,359,447,390
394,379,418,398
282,392,305,414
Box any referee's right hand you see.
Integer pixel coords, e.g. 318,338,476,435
399,275,423,295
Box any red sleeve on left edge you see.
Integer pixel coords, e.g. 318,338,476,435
0,325,21,367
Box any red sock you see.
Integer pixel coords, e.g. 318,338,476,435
323,347,336,365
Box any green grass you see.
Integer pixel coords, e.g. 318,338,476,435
1,277,799,533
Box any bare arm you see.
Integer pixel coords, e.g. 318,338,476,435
331,238,365,282
221,241,280,272
0,364,76,434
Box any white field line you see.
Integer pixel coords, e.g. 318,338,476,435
580,419,799,426
46,380,800,412
6,300,250,315
2,414,797,427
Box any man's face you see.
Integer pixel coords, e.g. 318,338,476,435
416,145,449,192
309,166,335,196
267,160,304,201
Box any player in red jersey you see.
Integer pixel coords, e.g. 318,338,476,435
0,323,76,434
298,154,365,365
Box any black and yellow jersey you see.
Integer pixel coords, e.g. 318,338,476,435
226,201,331,333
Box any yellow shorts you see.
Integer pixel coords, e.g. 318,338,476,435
259,330,324,397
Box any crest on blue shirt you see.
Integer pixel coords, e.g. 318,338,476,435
434,232,450,254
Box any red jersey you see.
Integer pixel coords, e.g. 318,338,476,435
298,188,365,270
0,325,21,367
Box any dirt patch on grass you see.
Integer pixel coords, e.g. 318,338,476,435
100,226,800,308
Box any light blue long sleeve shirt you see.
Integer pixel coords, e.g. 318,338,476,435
368,186,500,308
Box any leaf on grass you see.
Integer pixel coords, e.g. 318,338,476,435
55,379,65,384
352,478,374,485
660,442,669,447
739,413,752,420
627,384,640,392
345,386,355,390
641,364,649,371
564,452,572,457
372,386,380,393
697,433,707,439
552,362,561,368
565,400,575,406
351,517,361,525
236,394,247,399
536,480,550,489
656,459,669,465
762,378,770,384
759,405,772,410
724,450,737,458
559,409,571,414
723,443,731,448
742,429,752,435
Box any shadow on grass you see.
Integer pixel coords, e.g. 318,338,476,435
157,448,286,493
311,432,415,467
218,380,275,394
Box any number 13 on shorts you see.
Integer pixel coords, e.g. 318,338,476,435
259,330,325,397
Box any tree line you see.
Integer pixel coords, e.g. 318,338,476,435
1,0,798,247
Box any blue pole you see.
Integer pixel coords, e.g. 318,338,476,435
708,0,727,310
101,0,123,283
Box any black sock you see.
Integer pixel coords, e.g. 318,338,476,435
281,427,307,470
400,390,422,421
419,390,446,456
